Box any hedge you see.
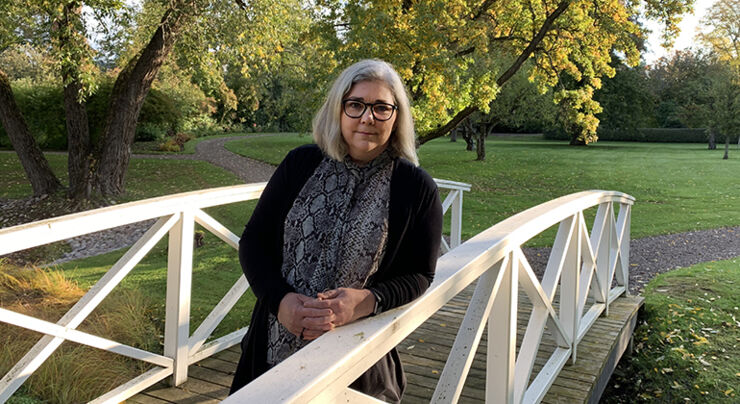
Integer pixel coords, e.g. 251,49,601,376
544,127,738,143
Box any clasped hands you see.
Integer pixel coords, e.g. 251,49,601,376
277,288,375,341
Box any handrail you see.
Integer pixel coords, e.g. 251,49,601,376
0,179,469,404
226,190,634,404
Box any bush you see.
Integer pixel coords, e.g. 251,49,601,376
544,127,738,143
598,127,711,143
0,79,193,150
135,122,168,142
0,80,66,150
157,132,194,152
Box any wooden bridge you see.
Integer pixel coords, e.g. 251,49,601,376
1,183,639,404
130,288,642,404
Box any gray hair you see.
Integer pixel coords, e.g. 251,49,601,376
312,59,418,165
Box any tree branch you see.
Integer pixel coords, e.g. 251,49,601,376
418,0,572,144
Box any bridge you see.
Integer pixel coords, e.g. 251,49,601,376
0,181,641,403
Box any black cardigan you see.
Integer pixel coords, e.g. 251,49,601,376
230,144,443,397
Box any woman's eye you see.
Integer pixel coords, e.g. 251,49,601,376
375,105,392,113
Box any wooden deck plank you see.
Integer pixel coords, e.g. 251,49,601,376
128,287,642,403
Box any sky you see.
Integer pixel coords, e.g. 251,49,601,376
642,0,715,65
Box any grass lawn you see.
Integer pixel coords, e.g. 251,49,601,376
1,148,258,345
2,134,738,402
602,257,740,402
225,135,740,243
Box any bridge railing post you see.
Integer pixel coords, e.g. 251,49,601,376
164,209,194,386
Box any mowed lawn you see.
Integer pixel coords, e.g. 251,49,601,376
0,151,256,338
226,135,740,242
1,135,738,402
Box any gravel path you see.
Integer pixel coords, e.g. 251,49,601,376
132,135,276,183
523,226,740,294
50,135,277,264
7,136,738,293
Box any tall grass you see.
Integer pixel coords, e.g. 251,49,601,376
0,260,159,403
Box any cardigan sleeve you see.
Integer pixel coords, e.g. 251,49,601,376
368,169,443,312
239,148,307,316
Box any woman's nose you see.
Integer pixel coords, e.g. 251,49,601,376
360,108,375,124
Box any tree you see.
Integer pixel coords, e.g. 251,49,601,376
697,0,739,158
327,0,694,146
1,0,312,198
595,57,656,137
0,2,62,196
648,50,712,128
697,0,739,68
462,65,558,160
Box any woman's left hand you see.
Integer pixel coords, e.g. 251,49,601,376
306,288,375,327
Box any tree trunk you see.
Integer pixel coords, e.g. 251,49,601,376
64,79,92,199
0,69,62,195
95,6,195,195
450,127,457,142
708,129,716,150
475,131,486,161
462,119,475,151
57,4,92,200
569,136,586,146
723,135,729,160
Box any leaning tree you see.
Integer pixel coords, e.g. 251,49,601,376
329,0,695,146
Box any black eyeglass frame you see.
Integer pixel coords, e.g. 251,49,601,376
342,99,398,121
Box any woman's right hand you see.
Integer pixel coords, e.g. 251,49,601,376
277,292,335,340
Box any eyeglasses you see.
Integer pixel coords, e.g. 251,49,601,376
342,99,398,121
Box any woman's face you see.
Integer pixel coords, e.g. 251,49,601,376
340,80,397,164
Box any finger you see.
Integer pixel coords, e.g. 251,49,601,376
317,289,340,299
303,299,332,309
295,293,314,304
299,306,334,318
302,329,325,340
302,315,336,330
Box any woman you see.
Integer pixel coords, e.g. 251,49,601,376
230,59,442,402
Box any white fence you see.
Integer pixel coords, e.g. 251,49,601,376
0,179,470,404
225,190,634,404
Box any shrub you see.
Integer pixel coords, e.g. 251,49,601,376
545,127,738,143
157,132,194,152
157,138,181,152
0,80,66,150
0,79,191,150
135,122,168,142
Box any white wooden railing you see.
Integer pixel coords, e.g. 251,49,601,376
225,190,634,404
0,179,469,404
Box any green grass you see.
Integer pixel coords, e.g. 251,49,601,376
602,257,740,402
2,134,738,401
0,148,258,344
225,135,740,243
223,132,312,163
0,153,242,200
130,132,302,155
